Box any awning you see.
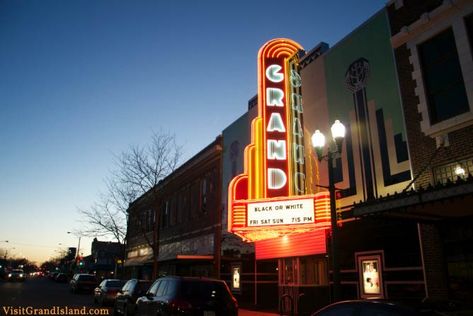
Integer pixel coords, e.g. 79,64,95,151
124,254,214,266
158,254,214,262
124,254,153,267
353,177,473,220
176,255,213,260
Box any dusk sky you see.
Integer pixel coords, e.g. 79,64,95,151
0,0,386,264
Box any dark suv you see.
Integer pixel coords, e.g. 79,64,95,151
70,273,97,293
136,276,238,316
114,279,152,316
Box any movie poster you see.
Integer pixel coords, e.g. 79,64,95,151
362,259,380,294
357,254,384,299
231,264,241,293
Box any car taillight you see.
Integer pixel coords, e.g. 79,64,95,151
169,299,192,313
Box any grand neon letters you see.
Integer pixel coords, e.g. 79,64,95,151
265,63,288,192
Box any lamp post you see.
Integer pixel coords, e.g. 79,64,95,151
67,232,81,259
311,119,346,302
5,247,16,268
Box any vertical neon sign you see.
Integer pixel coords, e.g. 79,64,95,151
259,39,303,198
264,59,289,196
227,39,330,242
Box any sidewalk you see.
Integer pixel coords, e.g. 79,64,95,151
239,309,279,316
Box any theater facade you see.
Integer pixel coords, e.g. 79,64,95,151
125,1,473,314
221,7,438,314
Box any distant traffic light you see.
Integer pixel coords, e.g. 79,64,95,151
75,255,84,267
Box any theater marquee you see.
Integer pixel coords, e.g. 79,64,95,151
228,38,331,242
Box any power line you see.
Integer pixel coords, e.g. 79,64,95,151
0,241,68,249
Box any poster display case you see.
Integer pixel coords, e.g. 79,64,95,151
356,252,384,299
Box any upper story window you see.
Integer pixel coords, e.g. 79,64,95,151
129,212,140,237
190,181,200,219
433,157,473,184
170,195,177,226
140,209,153,232
201,169,217,214
466,13,473,53
402,6,473,138
201,177,208,213
418,28,469,124
182,186,190,222
162,200,169,228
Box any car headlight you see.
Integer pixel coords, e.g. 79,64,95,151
8,273,12,277
19,274,24,278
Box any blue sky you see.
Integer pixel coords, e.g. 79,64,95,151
0,0,386,263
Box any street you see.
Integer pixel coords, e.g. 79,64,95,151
0,277,277,316
0,277,100,310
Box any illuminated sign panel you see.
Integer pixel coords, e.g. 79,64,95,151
228,38,331,242
248,198,314,227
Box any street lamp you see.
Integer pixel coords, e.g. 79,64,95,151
311,119,346,302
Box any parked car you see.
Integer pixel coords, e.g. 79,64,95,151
48,271,59,280
113,279,152,316
136,276,238,316
311,300,440,316
7,269,25,282
94,279,125,306
55,273,68,283
70,273,97,293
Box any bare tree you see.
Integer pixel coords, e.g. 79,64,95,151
108,131,182,214
78,130,182,246
78,197,126,244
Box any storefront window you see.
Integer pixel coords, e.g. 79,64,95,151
282,258,296,285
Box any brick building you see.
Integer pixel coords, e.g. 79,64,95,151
355,0,473,303
90,238,124,279
124,136,223,280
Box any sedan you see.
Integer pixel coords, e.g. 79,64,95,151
94,279,125,306
7,269,26,282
